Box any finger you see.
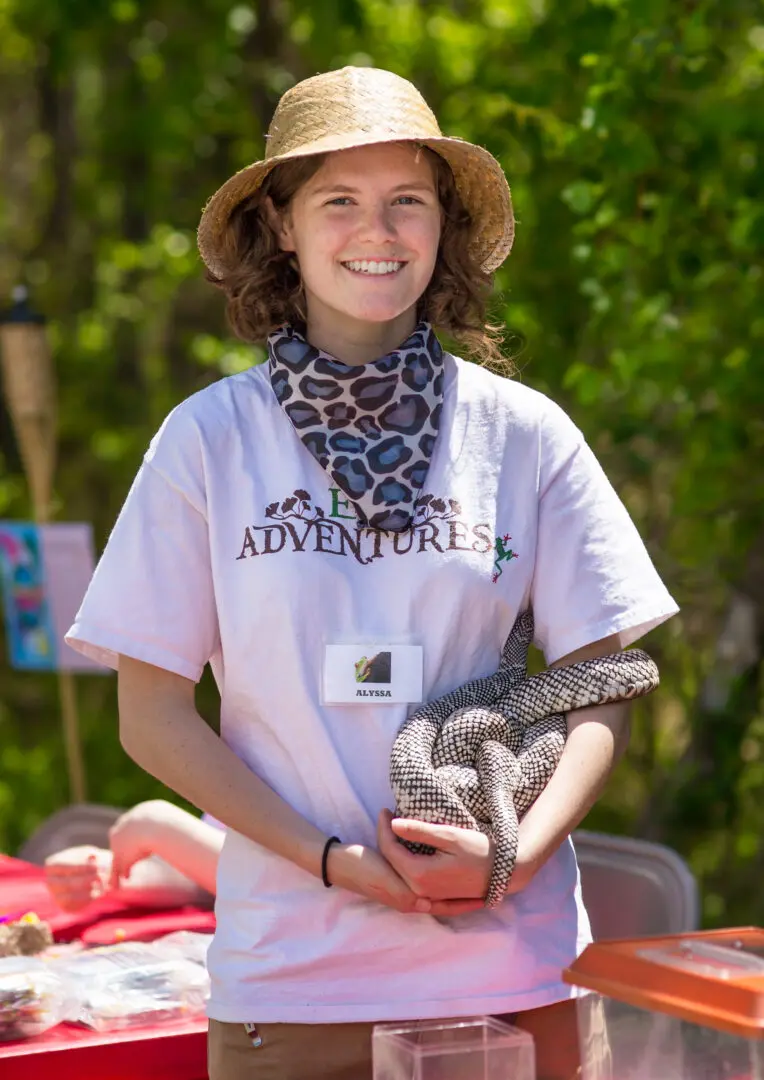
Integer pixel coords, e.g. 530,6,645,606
109,855,131,890
377,818,426,885
428,898,486,917
377,812,406,861
377,807,395,838
45,860,92,876
366,859,425,912
392,894,432,915
45,882,67,906
49,885,91,912
390,818,458,851
378,808,422,869
53,894,84,914
45,871,95,897
110,843,147,887
90,872,107,899
379,810,437,864
44,864,72,880
364,881,415,912
376,808,392,849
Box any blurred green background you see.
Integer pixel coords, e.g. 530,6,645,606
0,0,762,927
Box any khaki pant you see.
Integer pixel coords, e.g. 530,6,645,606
208,998,581,1080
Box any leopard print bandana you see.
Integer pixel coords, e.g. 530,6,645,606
267,322,444,532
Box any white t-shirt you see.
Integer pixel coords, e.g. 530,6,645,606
66,353,678,1024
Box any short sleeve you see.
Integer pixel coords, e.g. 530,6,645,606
65,410,218,682
531,402,678,664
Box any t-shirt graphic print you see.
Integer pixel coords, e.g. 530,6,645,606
235,486,512,584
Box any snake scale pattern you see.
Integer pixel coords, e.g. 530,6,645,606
389,610,660,908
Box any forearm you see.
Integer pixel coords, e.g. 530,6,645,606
118,669,328,879
518,700,631,865
121,806,225,895
112,855,213,908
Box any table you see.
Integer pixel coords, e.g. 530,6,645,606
0,855,211,1078
0,1016,208,1080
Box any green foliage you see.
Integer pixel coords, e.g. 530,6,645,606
1,0,762,926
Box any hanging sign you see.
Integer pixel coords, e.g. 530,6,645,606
0,521,107,672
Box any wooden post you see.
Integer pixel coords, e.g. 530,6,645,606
0,286,87,803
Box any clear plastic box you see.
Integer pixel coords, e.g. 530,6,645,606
372,1015,535,1080
564,927,764,1080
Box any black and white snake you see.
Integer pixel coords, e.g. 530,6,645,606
389,610,660,908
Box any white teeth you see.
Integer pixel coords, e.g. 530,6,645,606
343,260,403,275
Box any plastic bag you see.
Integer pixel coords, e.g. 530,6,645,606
55,943,210,1032
151,930,212,967
0,957,81,1041
78,958,209,1031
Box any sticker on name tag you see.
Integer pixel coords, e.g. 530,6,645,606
323,644,423,705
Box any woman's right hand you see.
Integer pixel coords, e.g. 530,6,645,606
326,843,485,917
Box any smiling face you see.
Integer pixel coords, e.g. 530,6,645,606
268,143,442,361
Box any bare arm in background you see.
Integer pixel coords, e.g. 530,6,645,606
45,801,225,912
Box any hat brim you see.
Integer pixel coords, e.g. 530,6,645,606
197,132,514,279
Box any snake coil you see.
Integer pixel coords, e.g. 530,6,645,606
390,610,660,907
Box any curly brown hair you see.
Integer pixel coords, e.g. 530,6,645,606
205,145,508,368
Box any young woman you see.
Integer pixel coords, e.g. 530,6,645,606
66,67,677,1079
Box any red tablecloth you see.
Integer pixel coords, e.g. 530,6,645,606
0,1016,208,1080
0,855,211,1079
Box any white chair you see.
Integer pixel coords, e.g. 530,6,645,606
573,829,700,939
17,803,123,864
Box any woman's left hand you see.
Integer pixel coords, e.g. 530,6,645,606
377,809,494,902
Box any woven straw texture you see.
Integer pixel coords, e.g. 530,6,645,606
197,67,514,278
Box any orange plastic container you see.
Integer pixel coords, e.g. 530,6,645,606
564,927,764,1080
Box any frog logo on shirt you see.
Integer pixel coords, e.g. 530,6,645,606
492,535,519,583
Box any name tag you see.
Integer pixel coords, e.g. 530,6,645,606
323,644,423,705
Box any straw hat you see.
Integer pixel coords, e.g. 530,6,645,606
197,66,514,278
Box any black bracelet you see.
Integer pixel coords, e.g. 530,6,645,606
321,836,342,888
